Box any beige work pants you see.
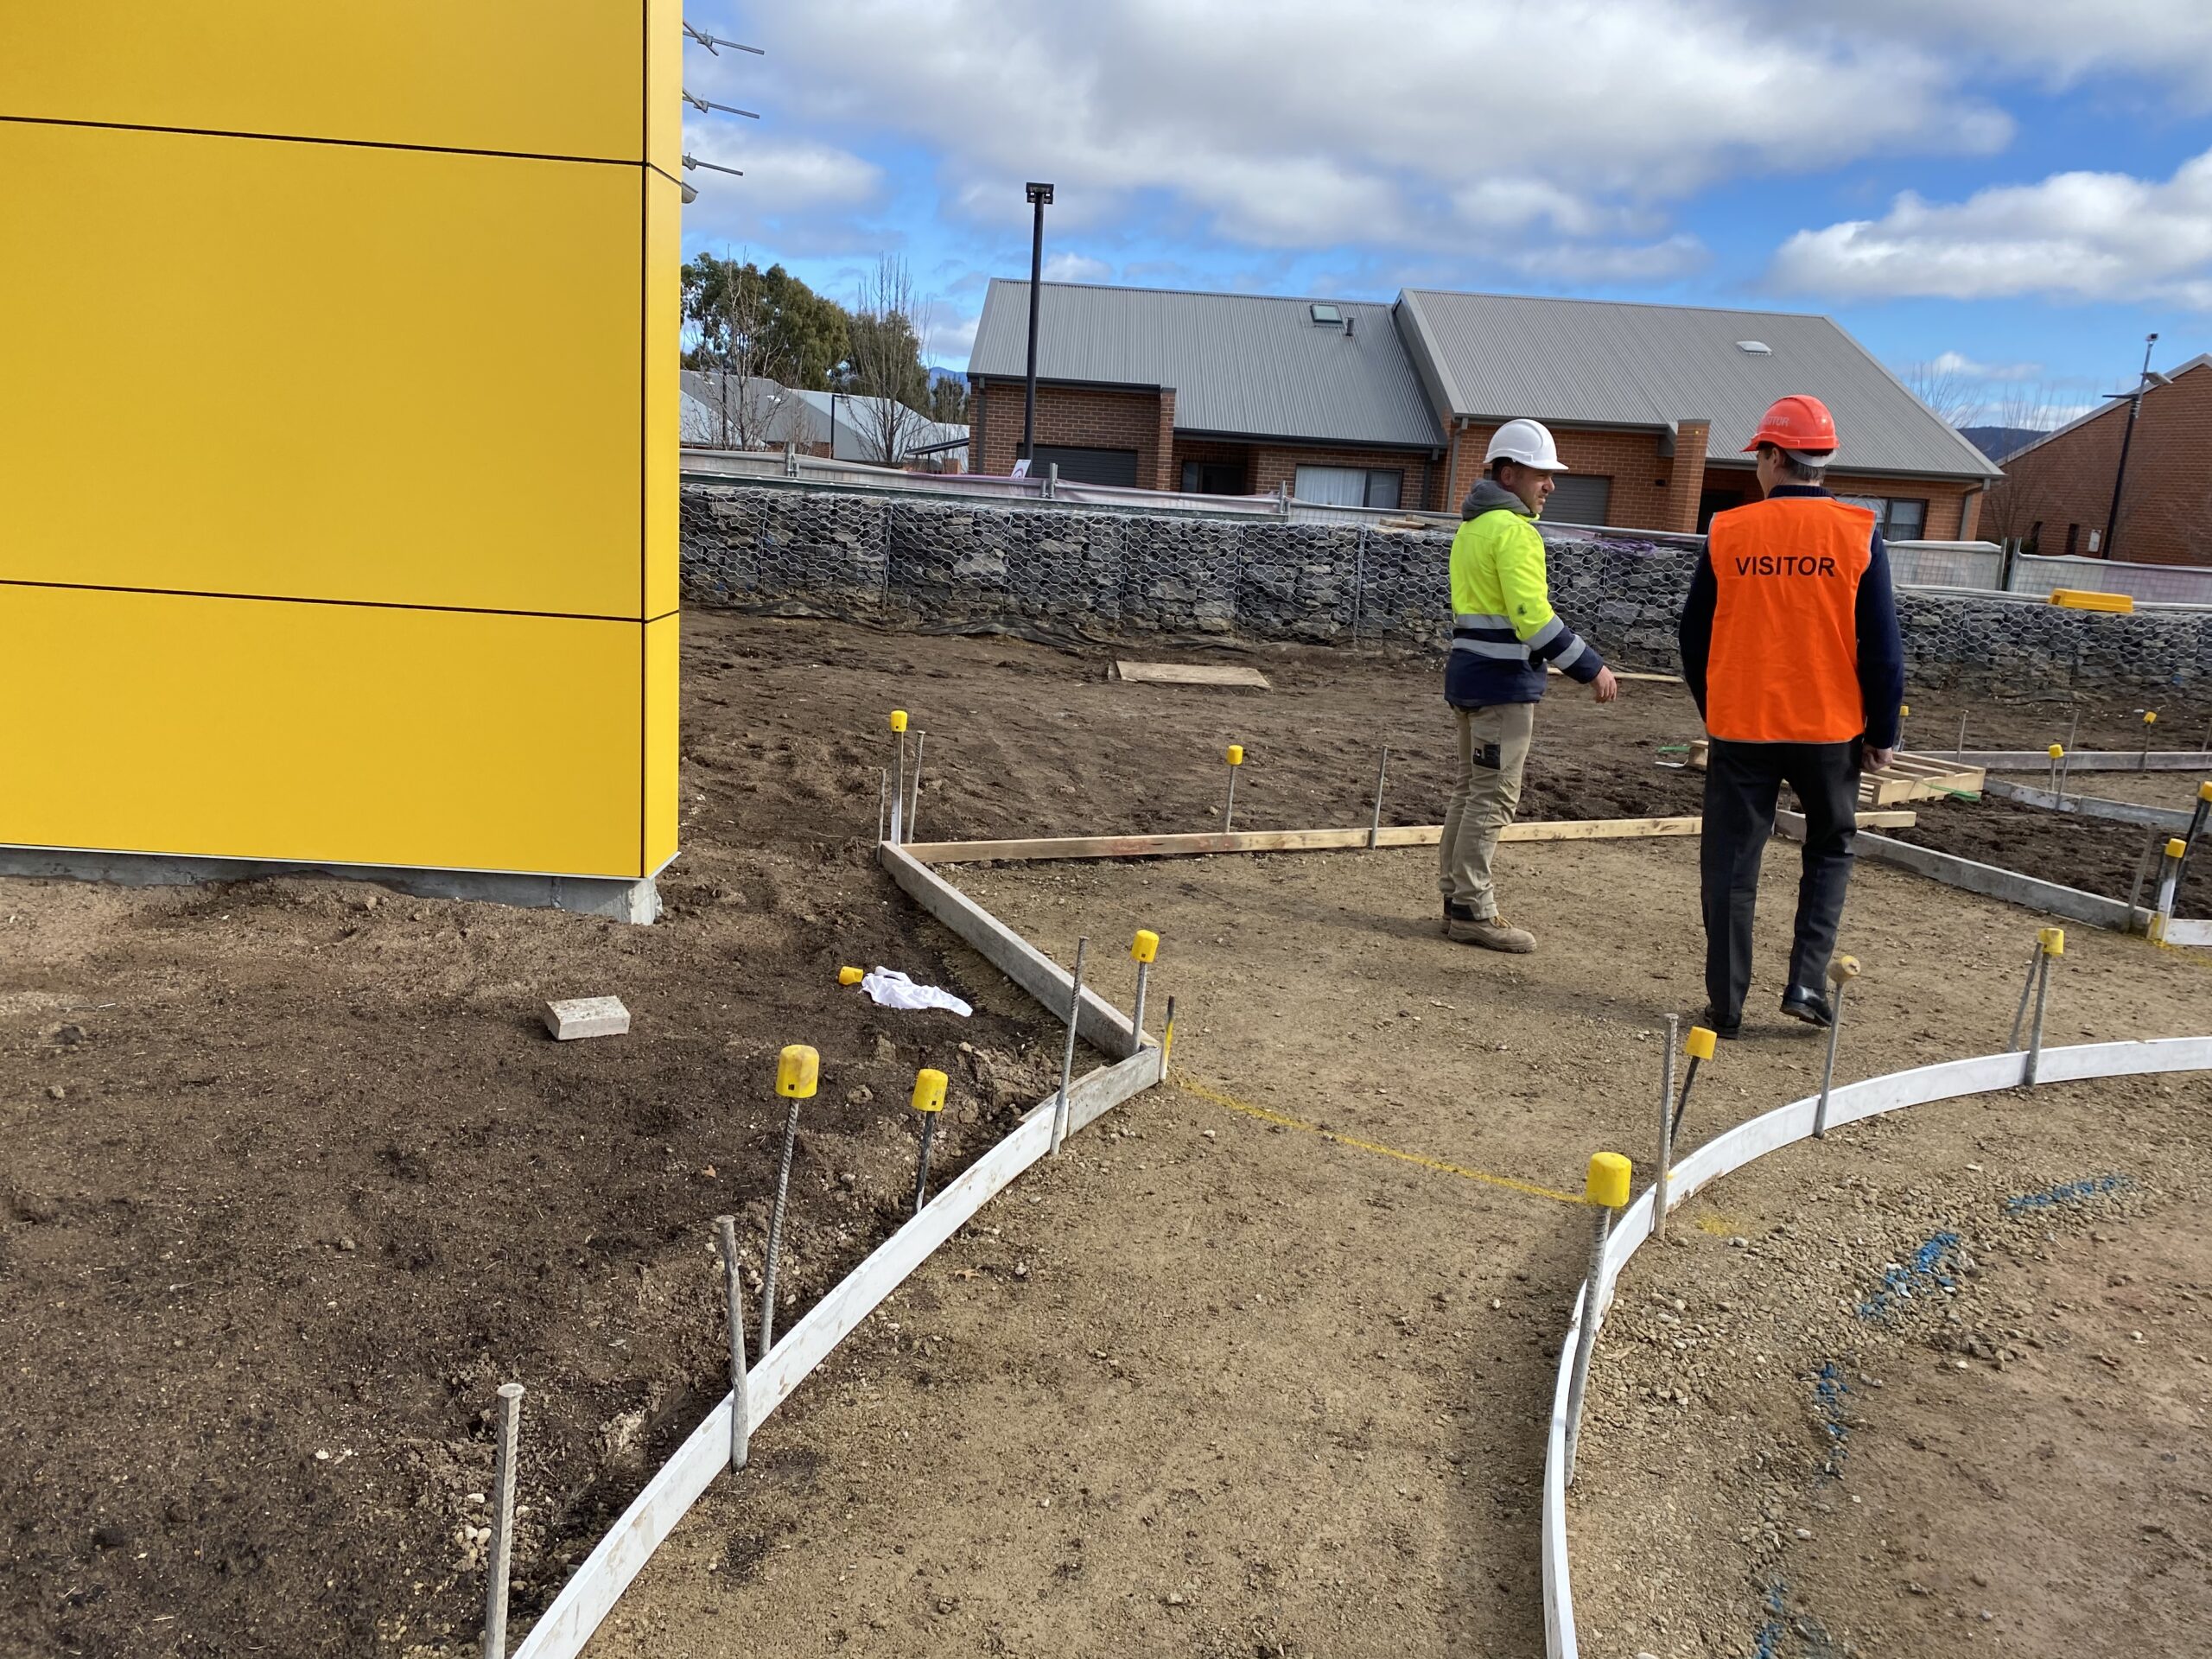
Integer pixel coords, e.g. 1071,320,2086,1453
1438,702,1536,918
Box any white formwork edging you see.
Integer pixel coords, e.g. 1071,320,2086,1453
1541,1034,2212,1659
509,850,1165,1659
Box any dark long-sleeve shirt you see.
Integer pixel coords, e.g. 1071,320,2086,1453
1679,485,1906,750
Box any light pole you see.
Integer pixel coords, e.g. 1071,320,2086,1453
1021,182,1054,464
2101,332,2167,560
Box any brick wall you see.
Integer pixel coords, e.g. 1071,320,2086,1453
969,378,1177,487
1445,423,1694,530
1986,369,2212,567
1243,443,1444,510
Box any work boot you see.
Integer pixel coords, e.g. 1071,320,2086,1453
1780,986,1834,1028
1448,910,1536,953
1441,899,1469,938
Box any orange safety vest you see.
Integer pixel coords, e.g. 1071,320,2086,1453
1705,496,1876,744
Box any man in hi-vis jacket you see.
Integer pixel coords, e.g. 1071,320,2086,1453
1440,418,1619,953
1680,393,1904,1037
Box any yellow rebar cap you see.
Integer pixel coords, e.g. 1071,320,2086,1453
911,1067,947,1114
1827,953,1861,983
2168,838,2190,861
838,966,864,987
1585,1151,1632,1210
776,1044,820,1098
1685,1026,1718,1060
2145,710,2158,724
2049,743,2065,759
1131,929,1160,963
2038,926,2065,957
890,709,908,733
2199,781,2212,803
1226,745,1244,766
1899,702,1910,718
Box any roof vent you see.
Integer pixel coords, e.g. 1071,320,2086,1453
1310,303,1341,326
1735,340,1771,355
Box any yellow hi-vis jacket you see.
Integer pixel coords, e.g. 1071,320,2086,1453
1446,482,1605,708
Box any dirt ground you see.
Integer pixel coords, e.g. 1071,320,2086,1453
3,613,2207,1658
1885,791,2211,912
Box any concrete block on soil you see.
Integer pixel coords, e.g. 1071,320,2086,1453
545,996,631,1041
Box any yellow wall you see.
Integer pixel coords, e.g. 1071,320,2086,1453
0,7,677,880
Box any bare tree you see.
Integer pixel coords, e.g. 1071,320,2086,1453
843,255,938,467
1976,381,2089,552
1899,357,1984,429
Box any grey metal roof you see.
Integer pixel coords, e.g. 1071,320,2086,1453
967,280,1445,449
678,373,964,461
1396,289,1999,480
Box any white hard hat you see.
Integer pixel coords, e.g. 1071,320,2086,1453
1484,418,1567,472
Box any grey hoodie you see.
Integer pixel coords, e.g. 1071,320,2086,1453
1460,477,1532,521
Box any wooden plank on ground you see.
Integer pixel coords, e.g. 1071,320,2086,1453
1115,660,1271,689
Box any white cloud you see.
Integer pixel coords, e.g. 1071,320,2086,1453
1502,235,1710,285
713,0,2010,264
678,131,887,251
1772,149,2212,305
1925,350,2042,380
1041,251,1113,283
1849,1,2212,102
926,310,980,366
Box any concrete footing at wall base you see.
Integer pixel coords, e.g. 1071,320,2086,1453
0,844,664,925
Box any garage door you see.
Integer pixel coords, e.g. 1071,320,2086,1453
1544,474,1612,528
1032,445,1140,486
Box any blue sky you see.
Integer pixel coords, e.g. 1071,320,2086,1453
677,2,2212,428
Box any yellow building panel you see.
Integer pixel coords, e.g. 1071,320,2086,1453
645,169,684,620
646,0,685,181
3,121,648,619
643,613,682,872
0,3,658,162
0,588,651,879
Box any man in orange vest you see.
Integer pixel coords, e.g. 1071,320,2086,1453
1679,394,1904,1038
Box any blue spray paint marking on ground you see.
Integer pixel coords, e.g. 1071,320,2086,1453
2006,1173,2130,1213
1855,1230,1961,1319
1813,1361,1851,1458
1751,1579,1788,1659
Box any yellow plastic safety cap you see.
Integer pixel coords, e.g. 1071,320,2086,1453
1899,703,1910,718
2199,781,2212,804
2048,743,2065,759
2038,926,2065,957
890,709,908,734
2145,710,2158,724
1226,745,1244,766
1685,1026,1718,1061
1585,1151,1632,1210
1131,929,1160,963
911,1068,947,1114
1828,953,1862,983
838,966,864,987
776,1044,820,1099
2169,838,2190,861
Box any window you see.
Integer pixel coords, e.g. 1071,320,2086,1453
1031,444,1139,486
1544,474,1612,527
1839,494,1929,542
1181,460,1246,494
2064,523,2080,556
1294,464,1402,508
1308,303,1341,326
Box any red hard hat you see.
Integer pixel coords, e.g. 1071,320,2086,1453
1745,394,1838,454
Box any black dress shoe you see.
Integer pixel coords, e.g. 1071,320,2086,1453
1781,986,1834,1027
1700,1005,1742,1039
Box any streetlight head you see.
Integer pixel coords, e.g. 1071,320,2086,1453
2147,331,2159,343
1026,181,1055,206
2146,371,2174,387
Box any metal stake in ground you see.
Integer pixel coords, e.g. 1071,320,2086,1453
1563,1149,1632,1485
481,1382,525,1659
2047,742,2064,797
2024,928,2063,1085
1955,709,1969,757
1652,1014,1680,1238
1129,929,1159,1048
2140,709,2158,772
1670,1023,1717,1141
1050,937,1090,1154
1368,747,1390,849
1812,955,1860,1139
908,730,927,840
1223,745,1244,834
875,768,888,849
888,709,909,845
1161,994,1177,1076
2172,780,2212,896
713,1215,750,1471
2149,837,2189,945
760,1043,818,1352
1897,702,1910,751
910,1067,947,1214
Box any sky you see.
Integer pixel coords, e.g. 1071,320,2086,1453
677,1,2212,429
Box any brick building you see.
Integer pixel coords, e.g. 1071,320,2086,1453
1982,354,2212,566
967,282,1999,535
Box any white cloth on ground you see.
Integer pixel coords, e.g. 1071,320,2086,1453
859,967,972,1017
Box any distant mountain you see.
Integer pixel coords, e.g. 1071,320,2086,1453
927,365,968,389
1958,424,2050,463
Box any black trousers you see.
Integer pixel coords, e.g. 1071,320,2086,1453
1700,739,1860,1020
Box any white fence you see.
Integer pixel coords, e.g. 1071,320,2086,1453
2006,551,2212,607
1887,539,2006,591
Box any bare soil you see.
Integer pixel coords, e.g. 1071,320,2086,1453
3,613,2205,1659
1883,791,2211,912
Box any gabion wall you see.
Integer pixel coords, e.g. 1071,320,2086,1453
681,483,2210,690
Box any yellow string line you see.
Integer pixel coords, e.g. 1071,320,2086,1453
1169,1071,1587,1207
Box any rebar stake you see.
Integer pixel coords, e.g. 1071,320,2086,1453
1652,1014,1679,1238
1050,938,1089,1154
714,1216,750,1471
888,710,909,845
481,1382,525,1659
1955,709,1968,757
1812,955,1860,1138
761,1044,818,1352
1223,745,1243,834
1563,1151,1632,1485
2024,929,2063,1085
908,730,926,839
910,1068,946,1214
1671,1024,1717,1141
1129,930,1159,1052
874,768,888,849
1368,747,1390,849
2140,710,2158,772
